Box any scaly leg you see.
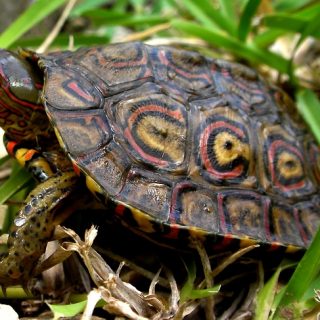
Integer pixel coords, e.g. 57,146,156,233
0,138,79,287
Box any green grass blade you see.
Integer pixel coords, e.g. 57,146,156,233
296,89,320,144
12,34,111,50
293,9,320,49
71,0,109,16
180,0,218,29
187,286,220,300
273,0,314,11
180,0,236,35
0,0,67,48
255,265,281,320
0,155,10,167
263,14,320,39
171,20,290,73
218,0,237,22
253,29,289,48
0,166,32,205
180,259,220,303
83,9,169,27
238,0,261,42
48,300,87,319
272,227,320,318
254,2,320,47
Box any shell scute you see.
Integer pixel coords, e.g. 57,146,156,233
74,43,152,95
269,203,305,247
43,67,102,110
217,190,267,241
259,124,316,197
170,182,219,233
295,202,320,245
48,109,111,156
148,46,213,91
210,59,273,115
119,168,171,223
192,99,255,186
114,92,188,170
78,141,131,197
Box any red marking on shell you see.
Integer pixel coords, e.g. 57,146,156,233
115,204,126,216
268,242,281,251
158,50,212,82
124,127,168,167
123,103,186,165
294,208,309,245
169,181,193,223
211,233,233,251
200,121,246,179
72,161,81,176
128,104,184,126
110,53,148,69
263,198,271,241
219,67,262,95
67,81,96,103
268,140,305,191
217,193,227,233
163,224,180,239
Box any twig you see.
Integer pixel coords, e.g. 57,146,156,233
37,0,78,53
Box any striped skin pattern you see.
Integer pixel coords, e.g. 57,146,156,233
0,42,319,286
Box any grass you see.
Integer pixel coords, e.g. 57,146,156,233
0,0,319,318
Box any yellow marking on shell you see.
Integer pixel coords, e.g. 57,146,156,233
239,237,258,248
285,244,301,253
213,132,250,166
130,207,156,233
227,199,260,230
277,151,303,179
187,226,209,241
86,175,104,195
53,127,67,151
136,115,185,162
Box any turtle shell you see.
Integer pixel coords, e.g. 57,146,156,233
35,42,320,251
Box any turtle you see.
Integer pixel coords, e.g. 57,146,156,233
0,41,319,287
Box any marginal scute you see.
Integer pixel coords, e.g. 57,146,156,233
170,183,219,233
270,204,305,247
218,191,266,241
43,67,101,110
296,202,320,244
78,141,131,197
48,109,111,155
120,169,171,223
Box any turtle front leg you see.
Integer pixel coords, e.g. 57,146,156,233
0,139,79,287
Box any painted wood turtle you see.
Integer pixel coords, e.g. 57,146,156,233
0,42,319,286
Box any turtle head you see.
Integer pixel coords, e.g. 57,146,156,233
0,49,49,142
